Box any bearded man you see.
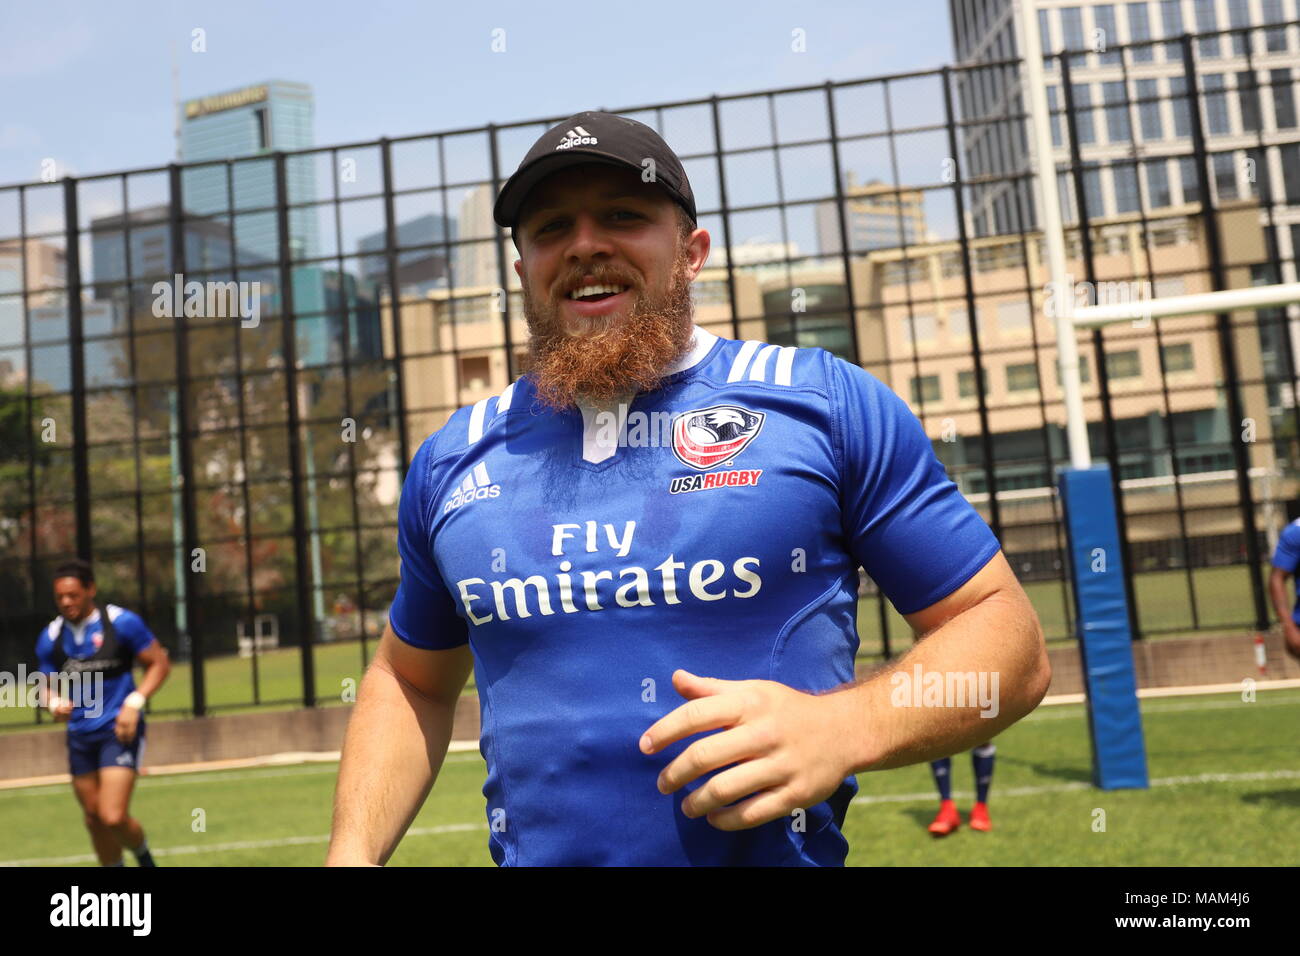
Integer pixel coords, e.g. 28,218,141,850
327,111,1049,867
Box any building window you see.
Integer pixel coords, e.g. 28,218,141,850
997,300,1032,332
1212,152,1238,201
1114,164,1141,213
1054,355,1092,384
1160,0,1185,61
1072,83,1096,144
1136,79,1162,139
1161,342,1194,372
1237,72,1262,133
1103,81,1131,143
1179,156,1201,204
1047,86,1063,147
1204,75,1230,135
459,354,491,392
1105,349,1141,378
1169,76,1191,137
1194,0,1220,58
1127,3,1154,61
958,369,991,398
1094,5,1120,63
1145,159,1172,207
1061,7,1087,65
1262,0,1287,53
1225,0,1249,55
906,313,937,345
1272,69,1297,130
910,374,941,404
1007,362,1040,392
1281,144,1300,203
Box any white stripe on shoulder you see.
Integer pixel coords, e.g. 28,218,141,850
747,344,781,382
46,619,60,641
496,380,517,415
773,346,798,386
467,397,491,444
106,604,123,623
726,341,764,383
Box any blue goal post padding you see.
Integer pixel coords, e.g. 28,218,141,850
1058,465,1149,790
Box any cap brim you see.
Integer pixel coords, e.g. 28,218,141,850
493,151,637,230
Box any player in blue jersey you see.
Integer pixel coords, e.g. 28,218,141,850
327,111,1052,866
35,560,171,866
1268,517,1300,662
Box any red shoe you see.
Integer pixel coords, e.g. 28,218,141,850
927,799,961,836
969,802,992,832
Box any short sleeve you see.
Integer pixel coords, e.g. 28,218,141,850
111,609,158,654
1272,523,1300,573
831,356,1001,615
389,436,470,650
35,627,56,674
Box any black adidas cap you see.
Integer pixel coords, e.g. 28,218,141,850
493,110,697,232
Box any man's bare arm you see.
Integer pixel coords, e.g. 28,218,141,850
1270,568,1300,661
326,624,473,866
836,549,1051,773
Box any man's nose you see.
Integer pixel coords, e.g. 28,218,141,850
564,213,616,262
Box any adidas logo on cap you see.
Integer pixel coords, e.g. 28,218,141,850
556,125,597,150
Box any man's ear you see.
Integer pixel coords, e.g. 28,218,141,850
513,259,523,280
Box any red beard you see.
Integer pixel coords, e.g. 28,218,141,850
521,244,696,411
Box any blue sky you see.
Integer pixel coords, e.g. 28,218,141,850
0,0,954,188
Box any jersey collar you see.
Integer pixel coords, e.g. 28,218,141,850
64,607,101,645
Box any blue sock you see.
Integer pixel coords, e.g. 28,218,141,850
132,839,156,867
972,744,996,804
930,757,952,801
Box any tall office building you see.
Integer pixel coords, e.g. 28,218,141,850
179,81,333,364
180,81,319,261
949,0,1300,273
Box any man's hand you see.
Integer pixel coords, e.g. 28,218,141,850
48,697,74,721
114,705,140,744
640,670,858,832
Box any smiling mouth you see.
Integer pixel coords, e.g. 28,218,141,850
565,282,631,302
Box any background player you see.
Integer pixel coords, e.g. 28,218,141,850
1269,517,1300,663
926,745,996,835
35,559,171,867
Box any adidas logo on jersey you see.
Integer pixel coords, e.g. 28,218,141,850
443,462,501,513
555,125,597,150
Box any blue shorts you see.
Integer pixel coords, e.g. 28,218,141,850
68,721,146,777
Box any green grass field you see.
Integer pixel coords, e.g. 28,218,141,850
3,687,1298,866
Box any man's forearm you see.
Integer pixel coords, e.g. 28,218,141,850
1269,575,1293,628
835,590,1049,774
327,657,458,865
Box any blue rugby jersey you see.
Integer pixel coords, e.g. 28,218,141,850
1271,519,1300,624
389,325,1001,866
35,604,157,735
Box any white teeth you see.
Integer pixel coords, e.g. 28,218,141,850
567,283,628,300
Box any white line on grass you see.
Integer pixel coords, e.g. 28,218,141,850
4,768,1298,867
0,822,488,867
0,752,485,800
848,768,1300,806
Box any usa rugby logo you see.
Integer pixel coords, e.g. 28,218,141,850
671,405,764,470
